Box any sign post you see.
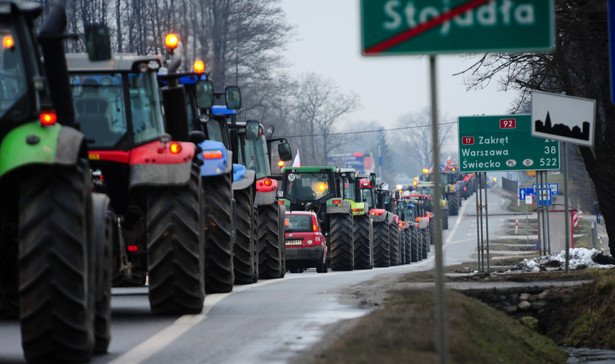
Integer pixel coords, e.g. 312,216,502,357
531,91,596,273
360,1,555,361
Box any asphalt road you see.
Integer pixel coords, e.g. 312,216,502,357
0,188,513,364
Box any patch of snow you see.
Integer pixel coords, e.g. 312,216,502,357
511,248,615,272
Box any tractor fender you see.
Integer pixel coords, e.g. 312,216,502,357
255,189,276,206
232,168,255,191
198,140,232,176
350,201,366,216
128,140,195,189
325,198,351,214
0,122,84,177
368,208,387,223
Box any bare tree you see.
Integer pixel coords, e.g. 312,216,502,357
294,73,360,165
460,1,615,255
394,109,454,170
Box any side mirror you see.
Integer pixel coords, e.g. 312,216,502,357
369,173,376,188
265,125,275,139
245,119,260,141
189,130,206,144
85,24,111,61
196,80,214,109
225,86,241,110
278,142,292,161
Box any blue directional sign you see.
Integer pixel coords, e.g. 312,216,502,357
519,188,534,200
533,183,559,196
537,187,552,206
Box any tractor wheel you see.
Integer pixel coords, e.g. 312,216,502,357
233,186,256,285
330,213,354,271
389,222,400,266
203,173,234,293
19,160,95,362
448,195,459,216
258,204,284,279
411,227,419,262
373,221,390,267
92,193,113,353
422,229,429,259
442,206,449,230
353,214,372,270
403,228,411,264
146,166,205,314
278,204,286,278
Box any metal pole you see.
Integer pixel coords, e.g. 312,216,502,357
429,55,449,364
484,173,490,273
535,172,541,255
476,172,483,272
563,142,570,273
545,172,551,255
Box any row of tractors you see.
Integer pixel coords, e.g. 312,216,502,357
279,167,434,272
0,1,293,362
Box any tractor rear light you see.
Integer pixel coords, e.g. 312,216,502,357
278,200,285,205
193,60,205,74
370,210,383,216
332,199,342,205
169,142,182,154
277,160,284,167
3,35,13,49
127,245,138,252
442,201,446,207
353,208,363,213
165,33,179,50
202,150,223,159
263,178,273,187
39,112,57,126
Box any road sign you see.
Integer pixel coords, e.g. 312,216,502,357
360,0,555,56
537,187,552,206
519,188,534,200
458,115,560,172
531,91,596,147
533,183,558,196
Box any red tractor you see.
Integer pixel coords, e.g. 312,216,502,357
67,54,205,315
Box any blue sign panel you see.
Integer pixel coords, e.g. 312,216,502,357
519,188,534,200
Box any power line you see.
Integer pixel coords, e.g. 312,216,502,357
280,121,457,138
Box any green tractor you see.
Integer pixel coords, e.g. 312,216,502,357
280,166,366,271
415,180,449,230
0,1,112,361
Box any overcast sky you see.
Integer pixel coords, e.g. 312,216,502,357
279,0,520,130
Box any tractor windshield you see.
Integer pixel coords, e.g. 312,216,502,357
361,188,374,209
285,172,331,200
239,135,270,179
70,72,165,148
0,25,28,120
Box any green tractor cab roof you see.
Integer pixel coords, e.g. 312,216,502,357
65,53,161,73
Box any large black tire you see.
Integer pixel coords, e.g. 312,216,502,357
353,214,372,270
203,173,234,293
258,204,284,279
92,193,113,353
411,227,419,262
373,221,390,267
403,228,411,264
389,222,400,266
422,228,429,259
442,206,449,230
329,213,354,271
448,194,459,216
278,205,286,278
146,166,205,315
19,160,96,362
233,186,256,284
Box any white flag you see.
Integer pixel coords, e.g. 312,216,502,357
292,149,301,167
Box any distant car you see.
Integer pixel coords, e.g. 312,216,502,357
284,211,328,273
